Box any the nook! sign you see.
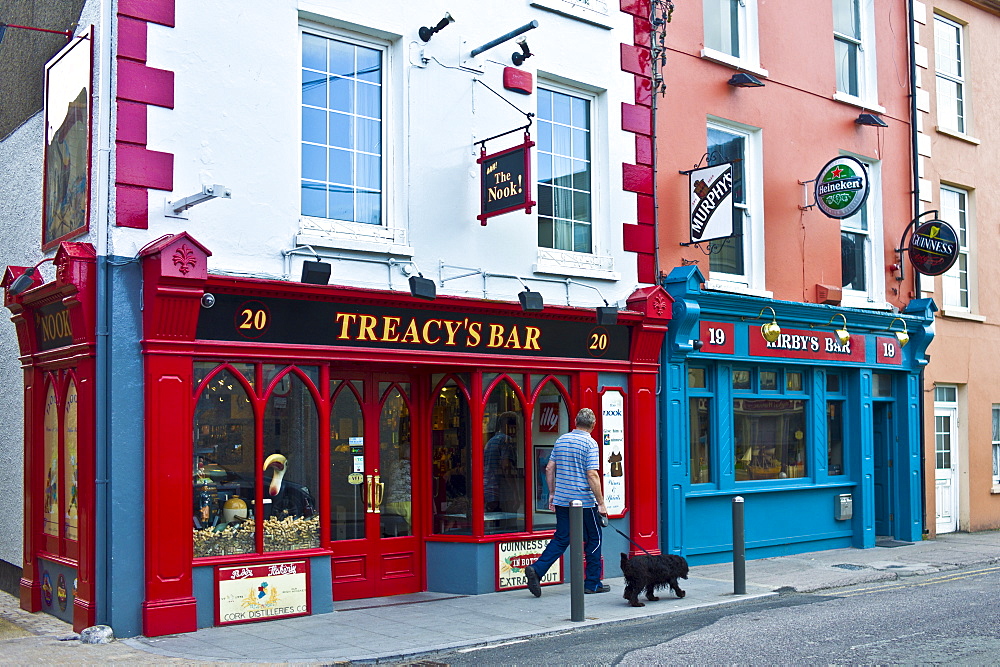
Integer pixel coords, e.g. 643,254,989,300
478,135,536,225
908,219,959,276
815,156,869,219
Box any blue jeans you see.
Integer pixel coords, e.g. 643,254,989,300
531,505,604,591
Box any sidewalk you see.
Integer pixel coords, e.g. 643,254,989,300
3,530,1000,664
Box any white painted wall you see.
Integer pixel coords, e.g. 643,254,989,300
125,0,642,308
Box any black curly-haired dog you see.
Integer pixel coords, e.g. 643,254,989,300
620,552,689,607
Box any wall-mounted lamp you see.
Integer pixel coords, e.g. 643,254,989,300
419,12,454,42
300,260,331,285
742,306,781,343
596,305,618,325
855,113,888,127
817,313,851,345
168,184,231,217
512,39,532,66
887,317,909,347
728,72,764,88
518,288,544,312
7,258,55,296
409,274,437,300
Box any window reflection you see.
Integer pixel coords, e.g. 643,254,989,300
734,399,806,480
330,382,364,541
432,380,471,535
531,381,568,531
483,381,525,534
380,387,412,537
690,397,711,484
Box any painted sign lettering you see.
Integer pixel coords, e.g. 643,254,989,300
908,220,959,276
478,136,536,225
35,301,74,351
748,327,866,362
688,163,734,243
815,156,870,219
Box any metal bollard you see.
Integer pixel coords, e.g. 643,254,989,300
733,496,746,595
569,500,584,621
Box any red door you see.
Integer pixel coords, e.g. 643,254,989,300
328,372,422,600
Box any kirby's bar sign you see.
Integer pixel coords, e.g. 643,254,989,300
478,134,536,225
197,293,629,361
698,321,909,364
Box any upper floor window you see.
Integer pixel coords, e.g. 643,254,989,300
940,185,969,310
840,158,883,305
703,0,763,71
301,32,384,225
934,14,966,134
537,87,593,254
833,0,876,103
706,120,763,291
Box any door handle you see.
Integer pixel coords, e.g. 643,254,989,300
374,474,384,513
366,474,374,513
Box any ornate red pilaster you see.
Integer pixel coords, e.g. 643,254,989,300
137,232,210,636
624,285,672,555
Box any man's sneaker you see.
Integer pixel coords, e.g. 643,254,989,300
585,584,611,594
525,565,542,597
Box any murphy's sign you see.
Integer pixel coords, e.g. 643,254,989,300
908,219,959,276
477,135,536,225
688,162,734,243
815,156,869,219
196,293,628,361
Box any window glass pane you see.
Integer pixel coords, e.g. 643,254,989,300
935,415,952,469
786,372,803,392
934,17,962,78
760,371,777,391
532,382,570,530
43,384,59,536
482,382,525,534
733,369,751,390
433,382,472,535
704,0,741,57
688,368,707,389
64,381,79,541
841,231,867,291
827,401,844,475
330,382,364,541
835,39,859,96
827,374,842,394
193,369,256,557
690,397,711,484
707,127,746,276
380,388,412,537
734,399,807,480
833,0,860,39
537,88,591,252
302,34,382,224
263,373,319,551
873,374,893,398
935,385,956,403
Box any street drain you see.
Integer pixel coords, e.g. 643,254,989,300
832,563,867,570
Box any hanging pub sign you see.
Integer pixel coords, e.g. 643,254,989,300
687,162,735,243
477,133,536,226
908,219,959,276
814,156,869,219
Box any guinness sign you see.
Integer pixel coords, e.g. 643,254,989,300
908,220,959,276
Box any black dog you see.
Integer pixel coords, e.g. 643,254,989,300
620,552,689,607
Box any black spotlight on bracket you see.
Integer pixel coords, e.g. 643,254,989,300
409,274,437,300
512,39,532,66
596,305,618,325
7,258,54,296
728,72,764,88
856,112,888,127
300,260,331,285
518,288,544,312
419,12,455,42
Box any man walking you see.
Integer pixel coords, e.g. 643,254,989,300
525,407,609,596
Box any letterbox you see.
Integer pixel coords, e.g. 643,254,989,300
835,493,853,521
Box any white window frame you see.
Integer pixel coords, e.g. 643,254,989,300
833,0,878,108
704,117,766,295
934,14,967,135
839,156,885,308
992,405,1000,487
297,23,411,256
534,79,618,280
702,0,767,77
940,184,970,313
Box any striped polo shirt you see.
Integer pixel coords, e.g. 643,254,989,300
550,429,600,507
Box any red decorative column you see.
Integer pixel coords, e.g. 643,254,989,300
625,285,672,554
137,233,211,636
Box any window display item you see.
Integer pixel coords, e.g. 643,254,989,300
221,496,248,524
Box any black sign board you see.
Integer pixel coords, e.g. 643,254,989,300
196,293,629,361
908,219,959,276
35,301,74,351
477,135,536,225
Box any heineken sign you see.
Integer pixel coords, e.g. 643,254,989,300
908,220,959,276
815,156,869,219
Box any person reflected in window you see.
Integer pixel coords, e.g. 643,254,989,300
484,412,518,513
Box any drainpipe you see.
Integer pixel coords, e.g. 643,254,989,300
906,0,928,537
93,0,115,624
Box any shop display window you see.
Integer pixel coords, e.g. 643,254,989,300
690,397,711,484
379,385,412,537
734,399,806,480
827,401,845,475
39,372,81,557
531,380,570,530
482,379,526,534
432,378,472,535
43,384,59,536
64,381,79,541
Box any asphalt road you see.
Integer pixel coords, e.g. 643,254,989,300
406,564,1000,666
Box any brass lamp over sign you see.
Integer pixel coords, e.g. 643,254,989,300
743,306,781,343
829,313,850,346
888,317,909,347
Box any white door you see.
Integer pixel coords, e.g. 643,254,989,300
934,404,959,534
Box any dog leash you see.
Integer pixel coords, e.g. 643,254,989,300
607,523,655,557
